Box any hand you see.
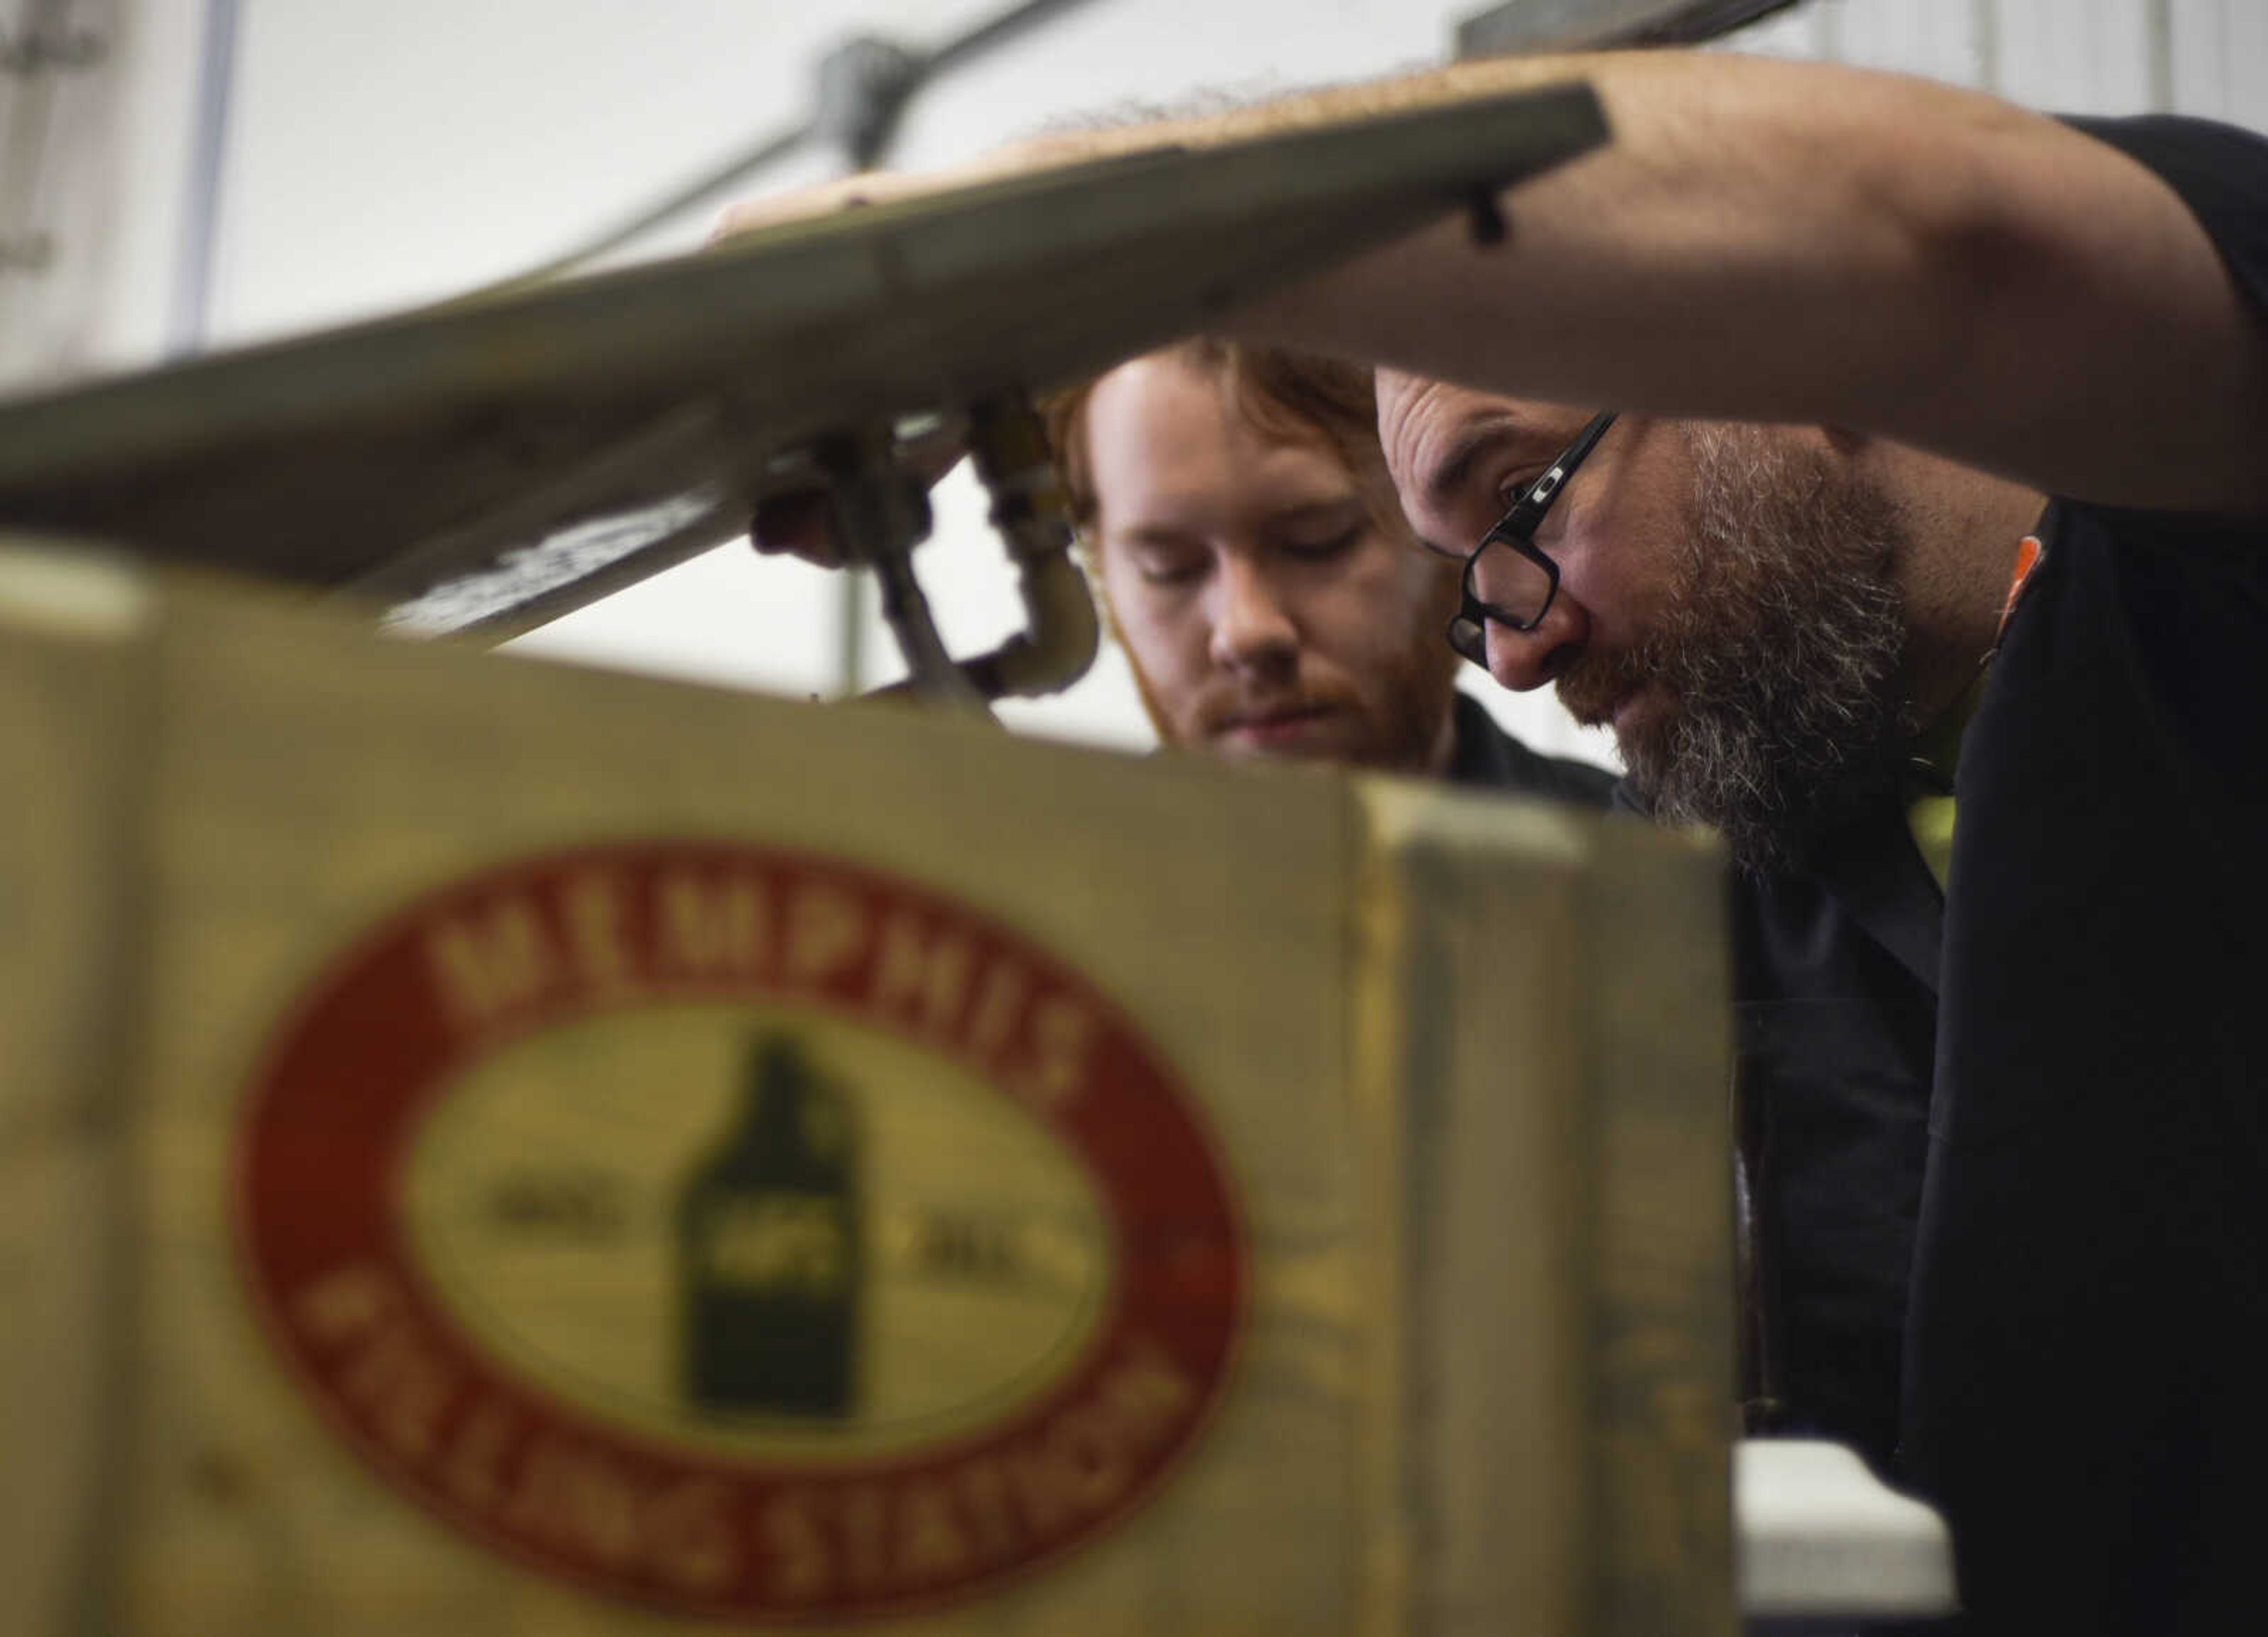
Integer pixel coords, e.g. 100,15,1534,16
747,418,972,568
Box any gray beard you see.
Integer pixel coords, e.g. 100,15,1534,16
1563,425,1914,873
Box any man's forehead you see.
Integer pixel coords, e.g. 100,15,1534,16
1377,377,1572,503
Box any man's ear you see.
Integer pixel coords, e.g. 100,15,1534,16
1077,536,1129,646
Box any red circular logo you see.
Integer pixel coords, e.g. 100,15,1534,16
236,842,1244,1619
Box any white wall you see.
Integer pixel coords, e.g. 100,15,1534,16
83,0,2268,767
0,0,213,388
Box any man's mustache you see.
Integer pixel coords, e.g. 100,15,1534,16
1193,678,1364,735
1554,644,1656,732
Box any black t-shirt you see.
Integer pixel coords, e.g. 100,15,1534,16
1735,113,2268,1635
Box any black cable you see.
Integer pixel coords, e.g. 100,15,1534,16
506,119,814,288
926,0,1111,76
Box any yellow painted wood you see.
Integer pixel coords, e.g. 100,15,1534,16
1,553,1730,1637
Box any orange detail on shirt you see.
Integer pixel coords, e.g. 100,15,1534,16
1908,533,2047,894
1999,535,2045,641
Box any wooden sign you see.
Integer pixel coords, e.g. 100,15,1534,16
0,543,1732,1635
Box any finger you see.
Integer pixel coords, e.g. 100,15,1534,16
895,422,970,490
749,488,845,565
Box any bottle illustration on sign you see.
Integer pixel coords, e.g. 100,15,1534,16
678,1033,863,1418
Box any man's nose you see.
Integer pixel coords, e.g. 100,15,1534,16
1210,558,1299,671
1482,589,1589,693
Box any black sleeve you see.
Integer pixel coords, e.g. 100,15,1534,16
2062,113,2268,330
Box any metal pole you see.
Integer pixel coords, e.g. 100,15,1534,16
2143,0,2174,113
836,569,868,694
1972,0,2000,94
166,0,238,355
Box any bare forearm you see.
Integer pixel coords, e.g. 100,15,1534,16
1226,52,2268,511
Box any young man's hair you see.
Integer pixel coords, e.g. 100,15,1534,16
1042,340,1397,540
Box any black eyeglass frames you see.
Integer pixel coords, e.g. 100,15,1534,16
1446,410,1619,667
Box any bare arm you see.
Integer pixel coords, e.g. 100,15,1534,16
1222,52,2268,513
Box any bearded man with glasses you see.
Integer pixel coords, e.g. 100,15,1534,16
1244,56,2268,1637
1422,405,1916,873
